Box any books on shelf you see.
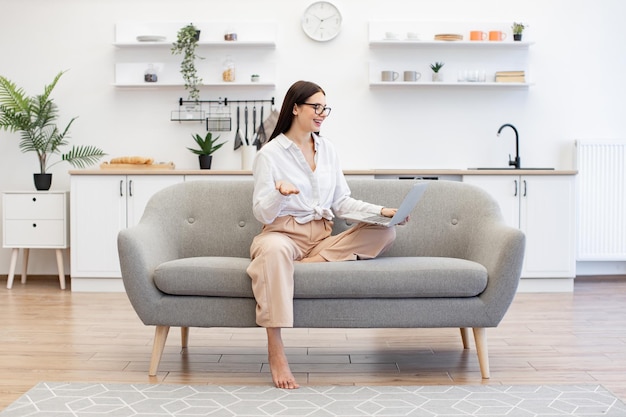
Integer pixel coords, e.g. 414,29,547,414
495,70,526,83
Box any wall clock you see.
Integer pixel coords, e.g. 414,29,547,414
301,1,342,42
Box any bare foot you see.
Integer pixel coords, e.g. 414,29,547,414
267,328,299,389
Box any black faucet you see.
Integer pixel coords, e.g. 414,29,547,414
497,123,520,169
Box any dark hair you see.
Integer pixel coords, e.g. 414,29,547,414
268,80,326,141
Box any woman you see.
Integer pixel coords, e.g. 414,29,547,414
247,80,402,389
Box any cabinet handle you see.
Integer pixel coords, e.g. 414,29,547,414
523,180,527,197
119,180,124,197
32,197,37,202
513,179,518,197
32,223,37,228
129,180,133,197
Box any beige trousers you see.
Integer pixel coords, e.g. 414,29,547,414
247,216,396,327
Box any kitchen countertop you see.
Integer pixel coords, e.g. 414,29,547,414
70,169,577,176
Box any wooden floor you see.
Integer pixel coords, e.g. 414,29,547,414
1,275,625,409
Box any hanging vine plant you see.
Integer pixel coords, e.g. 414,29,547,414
171,23,203,101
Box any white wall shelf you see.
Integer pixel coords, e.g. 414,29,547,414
113,21,276,89
368,21,533,88
369,40,534,48
370,81,532,88
114,41,275,48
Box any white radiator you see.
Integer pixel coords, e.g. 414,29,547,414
576,141,626,260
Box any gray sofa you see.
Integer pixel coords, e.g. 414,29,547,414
118,179,525,379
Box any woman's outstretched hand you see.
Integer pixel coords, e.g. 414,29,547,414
276,180,300,196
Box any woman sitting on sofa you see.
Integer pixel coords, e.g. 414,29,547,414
247,80,404,389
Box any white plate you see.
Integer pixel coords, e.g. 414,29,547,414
136,35,166,42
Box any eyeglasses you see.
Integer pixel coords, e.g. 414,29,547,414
300,103,332,116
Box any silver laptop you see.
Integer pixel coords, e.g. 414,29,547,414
340,182,429,227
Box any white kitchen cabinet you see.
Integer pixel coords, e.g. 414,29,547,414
2,191,69,289
113,21,276,88
368,21,533,88
70,175,183,291
463,175,576,291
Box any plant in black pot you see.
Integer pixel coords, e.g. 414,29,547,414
0,71,106,190
188,131,227,169
171,23,203,101
512,22,526,41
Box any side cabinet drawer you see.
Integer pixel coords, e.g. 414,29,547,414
3,194,65,219
3,220,66,247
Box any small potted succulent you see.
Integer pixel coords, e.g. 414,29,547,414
187,131,227,169
430,62,445,82
512,22,526,41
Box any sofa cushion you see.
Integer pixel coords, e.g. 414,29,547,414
153,256,488,299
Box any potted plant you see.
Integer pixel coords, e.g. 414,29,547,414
187,131,227,169
430,62,445,82
171,23,203,101
512,22,526,41
0,71,106,190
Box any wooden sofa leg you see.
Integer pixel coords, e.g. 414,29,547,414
149,325,170,376
181,327,189,349
460,328,470,349
472,327,490,379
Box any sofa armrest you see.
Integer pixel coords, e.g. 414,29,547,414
466,221,526,324
117,220,180,324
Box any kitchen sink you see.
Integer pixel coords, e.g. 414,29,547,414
468,167,555,170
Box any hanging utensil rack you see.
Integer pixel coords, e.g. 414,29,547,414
171,97,275,132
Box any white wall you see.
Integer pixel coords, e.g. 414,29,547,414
1,0,625,275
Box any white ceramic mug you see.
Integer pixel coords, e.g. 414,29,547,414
406,32,422,41
403,71,422,82
381,71,399,82
384,31,399,40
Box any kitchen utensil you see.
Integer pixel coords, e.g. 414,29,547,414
263,108,279,138
252,104,261,148
233,105,243,150
255,105,267,150
244,104,249,146
252,104,257,135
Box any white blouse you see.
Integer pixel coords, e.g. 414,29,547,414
251,133,383,224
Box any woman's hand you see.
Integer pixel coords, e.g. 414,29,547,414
381,207,410,225
276,180,300,196
381,207,396,218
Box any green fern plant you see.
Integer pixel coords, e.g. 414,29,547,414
0,70,106,173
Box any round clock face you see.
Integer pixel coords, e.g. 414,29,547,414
301,1,342,42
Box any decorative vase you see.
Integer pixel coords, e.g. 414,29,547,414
432,72,443,82
199,155,213,169
514,34,522,41
33,173,52,191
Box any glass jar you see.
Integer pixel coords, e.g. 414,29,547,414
222,56,235,82
144,64,158,83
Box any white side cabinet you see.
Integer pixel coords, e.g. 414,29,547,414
2,191,69,289
70,175,183,291
463,175,576,291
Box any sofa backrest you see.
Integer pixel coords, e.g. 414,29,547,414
139,179,504,260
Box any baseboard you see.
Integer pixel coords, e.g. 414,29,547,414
517,277,574,293
70,277,125,292
576,261,626,276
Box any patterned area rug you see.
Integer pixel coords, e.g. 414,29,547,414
1,383,625,417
